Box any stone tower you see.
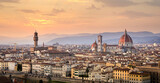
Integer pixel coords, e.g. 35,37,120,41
98,35,102,52
103,43,107,52
33,31,38,48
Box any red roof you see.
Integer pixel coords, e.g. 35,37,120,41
119,29,133,44
91,41,97,48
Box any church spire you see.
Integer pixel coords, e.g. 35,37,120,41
125,29,127,35
124,29,127,43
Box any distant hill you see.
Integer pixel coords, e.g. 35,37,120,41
0,31,160,45
48,31,160,45
0,34,67,45
104,36,160,44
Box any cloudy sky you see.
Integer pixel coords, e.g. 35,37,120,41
0,0,160,37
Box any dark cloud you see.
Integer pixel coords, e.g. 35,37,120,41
44,8,65,16
19,9,40,14
95,0,136,7
0,0,19,8
119,11,154,18
0,0,19,3
86,4,100,10
146,0,160,7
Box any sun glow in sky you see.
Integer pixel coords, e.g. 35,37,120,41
0,0,160,37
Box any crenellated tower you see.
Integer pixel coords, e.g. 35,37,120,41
33,31,38,48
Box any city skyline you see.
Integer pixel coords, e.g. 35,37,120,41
0,0,160,37
0,1,160,83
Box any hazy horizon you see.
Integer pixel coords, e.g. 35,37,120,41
0,30,159,38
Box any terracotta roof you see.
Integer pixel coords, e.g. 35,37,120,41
107,45,118,47
114,67,130,71
91,41,97,48
129,72,150,76
119,29,133,44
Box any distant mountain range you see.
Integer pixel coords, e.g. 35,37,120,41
0,31,160,45
48,31,160,45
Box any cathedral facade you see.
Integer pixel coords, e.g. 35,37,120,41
91,29,136,53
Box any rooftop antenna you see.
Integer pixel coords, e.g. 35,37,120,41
43,42,45,47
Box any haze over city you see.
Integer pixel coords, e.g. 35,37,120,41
0,0,160,37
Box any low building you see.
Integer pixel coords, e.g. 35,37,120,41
137,66,160,83
71,64,87,79
62,64,71,77
0,61,8,70
22,63,31,73
113,67,151,83
8,61,16,71
32,63,43,75
89,66,113,82
129,72,150,83
52,64,63,77
43,63,52,76
113,68,130,83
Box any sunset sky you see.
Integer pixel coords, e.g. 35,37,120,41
0,0,160,37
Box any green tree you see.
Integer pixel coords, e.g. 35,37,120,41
9,74,12,83
24,74,28,83
48,76,52,83
39,80,43,83
86,67,89,77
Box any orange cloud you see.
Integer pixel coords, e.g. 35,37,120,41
68,0,89,3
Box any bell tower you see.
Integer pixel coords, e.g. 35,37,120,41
33,31,38,48
98,35,102,52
